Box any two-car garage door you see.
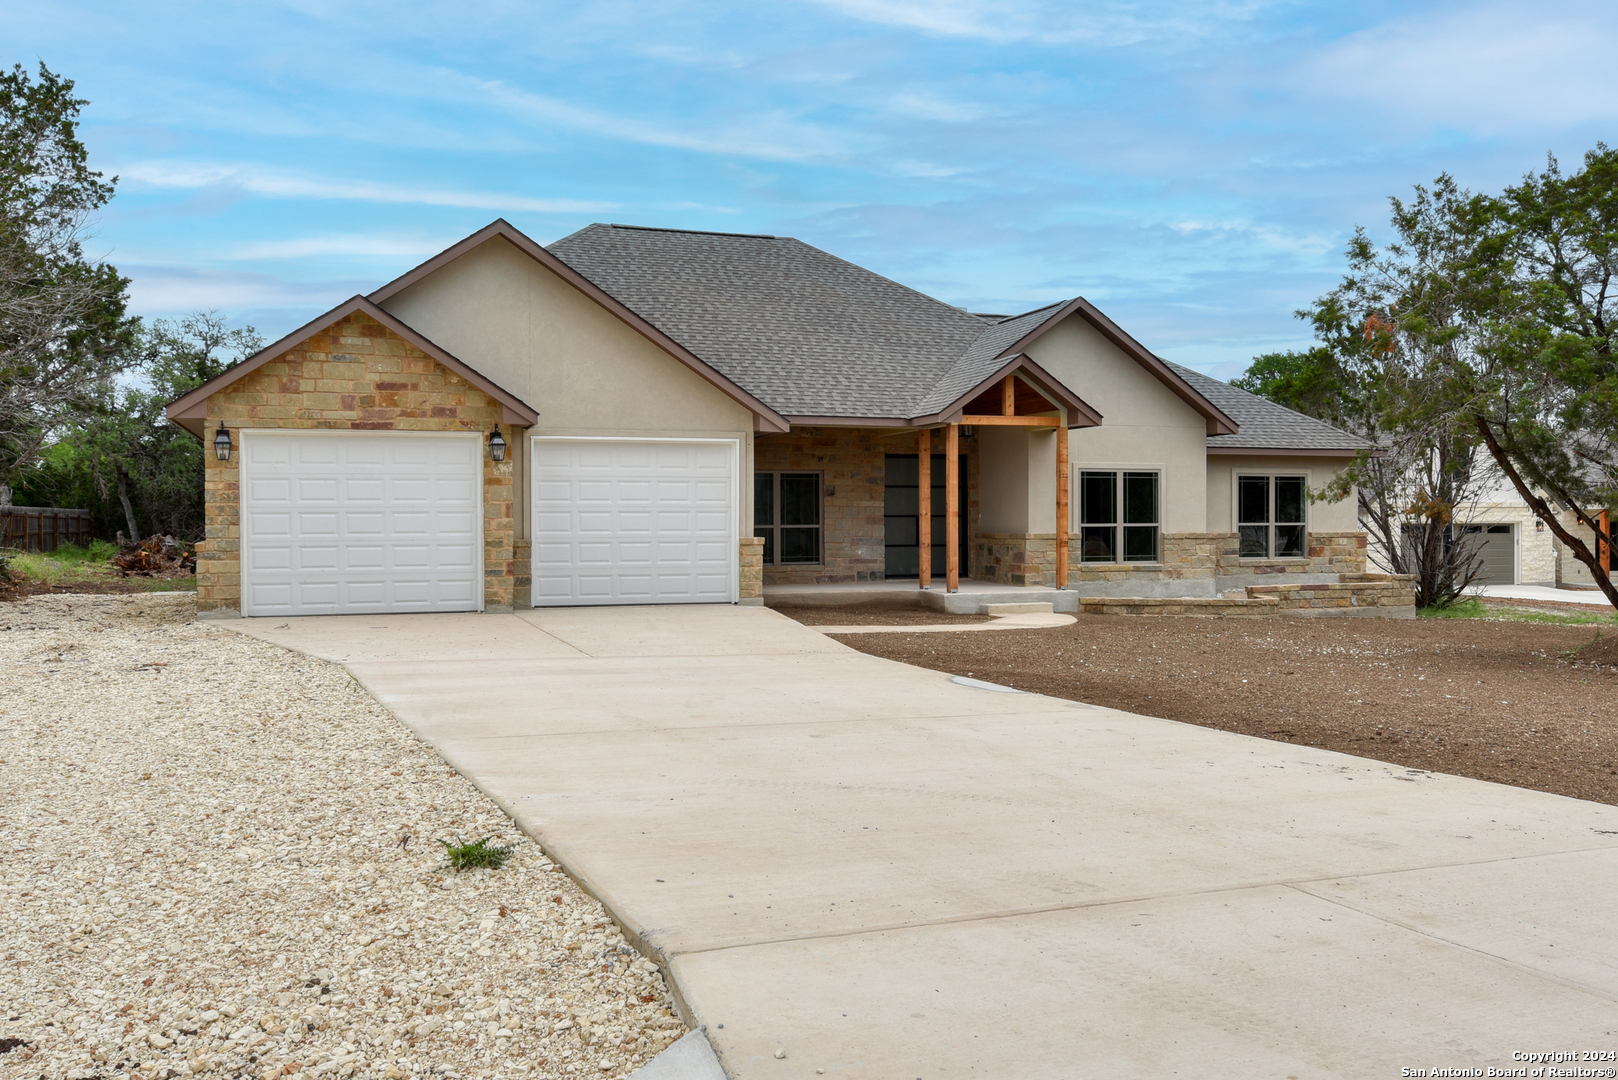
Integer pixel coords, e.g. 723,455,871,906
240,432,737,615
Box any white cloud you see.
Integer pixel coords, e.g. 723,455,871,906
118,162,614,214
888,92,995,123
467,77,870,163
123,264,367,320
220,234,460,261
1299,1,1618,133
801,0,1273,45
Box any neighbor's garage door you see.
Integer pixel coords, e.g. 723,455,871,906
241,432,482,616
1463,523,1516,584
532,439,736,606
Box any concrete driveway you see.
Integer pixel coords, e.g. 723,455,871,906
233,606,1618,1078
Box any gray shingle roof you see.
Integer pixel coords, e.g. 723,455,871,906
546,222,1363,452
548,223,996,418
1166,361,1371,452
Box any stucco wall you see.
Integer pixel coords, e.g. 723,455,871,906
1204,454,1359,533
379,236,758,537
197,311,515,614
1026,315,1209,533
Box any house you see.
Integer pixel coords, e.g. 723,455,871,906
167,219,1392,618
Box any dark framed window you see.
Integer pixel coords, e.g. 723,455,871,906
754,472,822,564
1079,470,1159,563
1237,475,1306,558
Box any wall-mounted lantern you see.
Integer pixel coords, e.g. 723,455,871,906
213,424,232,462
488,425,508,462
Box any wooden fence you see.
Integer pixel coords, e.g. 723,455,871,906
1,506,94,553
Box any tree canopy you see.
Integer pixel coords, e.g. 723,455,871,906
1237,146,1618,607
0,61,134,492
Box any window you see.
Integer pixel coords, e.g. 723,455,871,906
1237,475,1306,558
1078,470,1159,562
755,472,821,564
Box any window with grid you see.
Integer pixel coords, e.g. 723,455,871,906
1237,475,1306,558
754,472,822,564
1078,470,1159,562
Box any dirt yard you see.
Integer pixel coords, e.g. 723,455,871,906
824,613,1618,805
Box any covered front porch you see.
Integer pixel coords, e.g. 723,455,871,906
754,368,1089,593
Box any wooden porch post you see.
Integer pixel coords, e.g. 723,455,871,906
1056,415,1069,588
946,422,960,593
918,428,932,589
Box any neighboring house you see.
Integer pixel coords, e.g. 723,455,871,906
167,219,1375,618
1360,466,1563,588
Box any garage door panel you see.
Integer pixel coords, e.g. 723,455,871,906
242,433,481,616
533,439,736,607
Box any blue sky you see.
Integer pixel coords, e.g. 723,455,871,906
6,0,1618,379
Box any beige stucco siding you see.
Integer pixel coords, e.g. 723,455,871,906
379,237,758,533
1025,316,1208,533
1204,455,1359,533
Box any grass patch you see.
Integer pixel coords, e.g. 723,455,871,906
0,541,196,593
7,544,122,586
438,836,518,872
1419,597,1618,625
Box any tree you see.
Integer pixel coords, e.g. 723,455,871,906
1235,180,1501,608
14,313,260,540
0,61,135,489
1466,146,1618,607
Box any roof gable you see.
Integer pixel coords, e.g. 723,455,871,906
369,220,789,433
165,295,538,436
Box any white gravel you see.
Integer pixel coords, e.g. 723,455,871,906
0,593,686,1080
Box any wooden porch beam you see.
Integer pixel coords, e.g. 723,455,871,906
946,423,960,593
1056,415,1069,588
919,428,931,589
960,414,1060,427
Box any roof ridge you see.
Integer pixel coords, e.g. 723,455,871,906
608,223,778,240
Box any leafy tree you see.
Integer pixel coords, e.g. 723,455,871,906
1467,146,1618,607
1236,180,1499,608
0,61,135,491
15,313,260,540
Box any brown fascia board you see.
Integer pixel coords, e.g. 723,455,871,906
366,218,791,434
995,297,1239,437
164,295,540,435
1205,445,1364,457
914,353,1103,428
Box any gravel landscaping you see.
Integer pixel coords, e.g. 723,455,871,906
0,593,685,1080
831,612,1618,805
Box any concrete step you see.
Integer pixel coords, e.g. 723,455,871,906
983,601,1055,616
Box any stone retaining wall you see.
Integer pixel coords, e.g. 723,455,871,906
1074,572,1416,618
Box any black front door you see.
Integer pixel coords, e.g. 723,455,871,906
883,454,968,578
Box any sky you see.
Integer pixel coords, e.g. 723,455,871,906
6,0,1618,380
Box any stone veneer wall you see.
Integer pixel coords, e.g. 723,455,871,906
739,537,764,600
753,427,980,585
198,311,515,614
971,529,1368,589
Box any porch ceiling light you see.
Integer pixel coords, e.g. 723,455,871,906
488,425,508,462
213,424,232,462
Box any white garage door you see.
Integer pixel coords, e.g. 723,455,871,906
241,432,482,616
532,439,737,606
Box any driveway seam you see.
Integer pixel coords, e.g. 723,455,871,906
1283,881,1618,1003
647,844,1618,961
